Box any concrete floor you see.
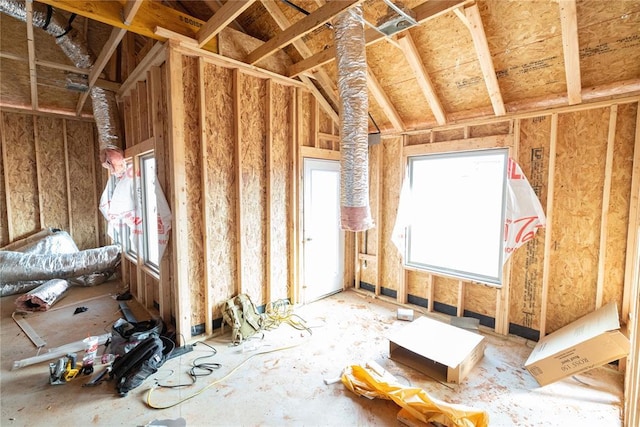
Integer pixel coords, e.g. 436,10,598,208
0,281,625,426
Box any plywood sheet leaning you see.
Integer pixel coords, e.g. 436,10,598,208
239,72,266,305
547,108,609,333
479,0,565,103
509,116,551,334
182,55,205,327
577,1,640,88
604,103,638,307
65,120,97,250
35,116,69,231
270,82,292,302
202,62,237,320
2,112,38,240
381,136,403,292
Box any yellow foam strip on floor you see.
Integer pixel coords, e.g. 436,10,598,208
341,364,489,427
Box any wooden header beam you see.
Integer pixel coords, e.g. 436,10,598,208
35,0,218,52
246,0,361,65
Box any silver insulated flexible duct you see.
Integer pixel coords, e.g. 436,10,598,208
334,6,373,232
0,0,125,176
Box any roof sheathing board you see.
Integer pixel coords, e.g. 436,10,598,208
577,2,640,88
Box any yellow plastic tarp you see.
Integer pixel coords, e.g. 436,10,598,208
341,364,489,427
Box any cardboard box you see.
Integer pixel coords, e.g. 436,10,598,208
388,316,485,384
524,302,630,386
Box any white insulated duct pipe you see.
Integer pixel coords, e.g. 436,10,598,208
0,0,125,176
334,5,373,232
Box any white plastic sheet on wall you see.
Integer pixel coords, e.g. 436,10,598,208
100,165,172,259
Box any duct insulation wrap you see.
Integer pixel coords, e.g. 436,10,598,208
334,6,373,232
15,279,70,312
0,245,121,284
0,0,125,176
1,228,79,254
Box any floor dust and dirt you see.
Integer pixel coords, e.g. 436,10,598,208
0,282,625,426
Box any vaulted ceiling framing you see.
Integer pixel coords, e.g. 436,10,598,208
1,0,639,131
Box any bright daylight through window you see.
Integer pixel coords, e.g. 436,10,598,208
404,149,508,286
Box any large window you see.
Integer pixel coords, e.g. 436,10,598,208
403,148,508,285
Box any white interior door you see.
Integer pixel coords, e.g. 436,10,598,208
303,158,344,303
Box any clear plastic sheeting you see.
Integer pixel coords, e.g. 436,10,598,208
341,362,489,427
0,0,125,176
334,6,373,232
0,245,121,284
15,279,70,312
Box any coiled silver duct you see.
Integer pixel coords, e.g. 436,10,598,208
334,6,373,232
0,0,125,176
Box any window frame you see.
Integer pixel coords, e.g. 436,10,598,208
399,135,514,287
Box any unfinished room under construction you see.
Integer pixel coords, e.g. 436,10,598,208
0,0,639,426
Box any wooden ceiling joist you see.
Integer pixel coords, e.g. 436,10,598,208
25,0,38,110
456,4,505,116
260,0,339,116
287,0,469,78
197,0,255,48
245,0,361,65
367,70,405,132
397,33,447,126
558,0,582,105
35,0,218,52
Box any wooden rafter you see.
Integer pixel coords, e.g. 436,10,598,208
75,27,127,115
202,0,246,32
367,70,405,132
260,0,338,117
288,0,469,78
25,0,38,110
75,0,144,115
456,4,505,116
397,33,446,125
245,0,361,65
558,0,582,105
197,0,255,48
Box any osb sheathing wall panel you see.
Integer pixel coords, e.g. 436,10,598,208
509,116,551,332
300,92,313,147
271,82,292,301
66,120,98,250
36,116,69,231
606,103,638,306
239,72,267,305
381,136,403,291
2,113,38,240
182,56,205,327
202,62,237,318
547,108,610,332
0,112,98,248
360,144,380,287
373,104,636,337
